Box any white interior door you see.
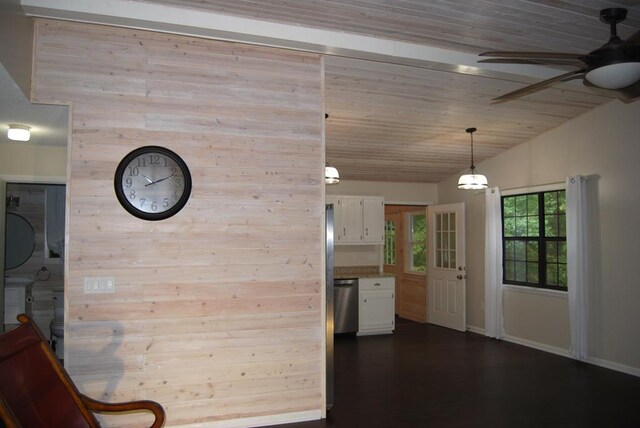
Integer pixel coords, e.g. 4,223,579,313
427,203,466,331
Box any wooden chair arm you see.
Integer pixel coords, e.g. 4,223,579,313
80,394,165,428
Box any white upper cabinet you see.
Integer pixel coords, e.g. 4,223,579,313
326,195,384,245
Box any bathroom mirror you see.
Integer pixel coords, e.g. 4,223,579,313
5,212,36,270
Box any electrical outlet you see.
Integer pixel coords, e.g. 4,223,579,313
84,277,115,294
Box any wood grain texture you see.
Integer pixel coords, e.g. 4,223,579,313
32,19,323,427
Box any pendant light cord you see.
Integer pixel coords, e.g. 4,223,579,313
466,127,477,173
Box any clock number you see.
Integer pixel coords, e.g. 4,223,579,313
128,166,140,177
171,167,177,174
129,190,136,199
175,177,182,186
149,154,161,165
139,198,145,207
137,157,146,167
163,198,169,208
151,200,158,211
125,178,133,188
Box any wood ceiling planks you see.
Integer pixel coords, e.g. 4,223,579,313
135,0,638,182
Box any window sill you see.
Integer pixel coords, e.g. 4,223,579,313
502,284,568,299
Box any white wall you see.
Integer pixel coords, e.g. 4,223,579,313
438,99,640,373
0,143,67,182
327,179,436,204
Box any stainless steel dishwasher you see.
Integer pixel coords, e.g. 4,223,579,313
334,278,358,334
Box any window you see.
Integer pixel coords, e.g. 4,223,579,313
502,190,567,290
407,212,426,273
384,219,396,265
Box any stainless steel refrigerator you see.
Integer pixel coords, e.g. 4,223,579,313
325,203,334,410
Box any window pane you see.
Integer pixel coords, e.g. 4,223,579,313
558,191,566,213
436,213,442,231
515,217,527,237
450,231,456,250
515,262,526,282
526,241,538,261
515,241,526,261
547,241,558,262
527,194,538,215
547,264,558,286
558,264,567,287
412,243,426,272
504,217,516,237
527,216,539,237
545,215,558,237
442,213,449,230
504,197,516,217
558,242,567,263
515,196,527,216
505,261,515,281
436,250,442,268
558,214,566,237
449,250,456,269
384,220,396,265
527,262,539,283
505,240,515,260
544,192,558,214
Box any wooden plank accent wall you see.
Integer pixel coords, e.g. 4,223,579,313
31,19,324,427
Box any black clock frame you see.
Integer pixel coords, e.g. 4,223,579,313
114,146,192,221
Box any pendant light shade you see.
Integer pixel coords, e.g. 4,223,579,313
7,124,31,142
458,127,488,190
325,165,340,184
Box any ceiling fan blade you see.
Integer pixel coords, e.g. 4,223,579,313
478,58,585,66
480,51,586,60
493,69,585,102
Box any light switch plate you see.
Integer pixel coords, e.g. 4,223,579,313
84,277,115,294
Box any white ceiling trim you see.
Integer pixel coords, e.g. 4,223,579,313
21,0,590,92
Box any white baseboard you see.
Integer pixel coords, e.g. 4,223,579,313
586,356,640,378
178,410,322,428
466,325,485,335
502,334,571,359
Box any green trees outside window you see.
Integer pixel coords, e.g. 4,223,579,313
502,190,567,289
408,213,426,273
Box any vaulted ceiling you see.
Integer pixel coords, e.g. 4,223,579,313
6,0,640,182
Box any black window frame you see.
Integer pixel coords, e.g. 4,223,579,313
501,190,567,291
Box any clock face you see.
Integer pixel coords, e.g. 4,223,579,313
114,146,192,220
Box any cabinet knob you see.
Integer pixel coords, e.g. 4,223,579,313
374,283,381,287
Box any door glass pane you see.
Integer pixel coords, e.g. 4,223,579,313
450,213,456,231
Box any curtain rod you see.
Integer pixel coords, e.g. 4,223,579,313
474,180,566,196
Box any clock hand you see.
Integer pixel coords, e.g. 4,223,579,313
145,174,175,187
140,173,154,184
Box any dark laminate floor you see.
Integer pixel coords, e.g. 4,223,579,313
273,318,640,428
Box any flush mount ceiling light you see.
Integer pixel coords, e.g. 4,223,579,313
325,165,340,184
7,124,31,142
458,127,488,190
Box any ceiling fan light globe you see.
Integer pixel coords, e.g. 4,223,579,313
325,166,340,184
585,62,640,89
458,173,488,190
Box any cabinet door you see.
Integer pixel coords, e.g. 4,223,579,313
360,289,395,332
341,197,364,243
362,197,384,243
326,196,343,242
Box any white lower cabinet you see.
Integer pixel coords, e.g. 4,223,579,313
358,277,395,336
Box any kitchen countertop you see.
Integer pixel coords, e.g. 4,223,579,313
334,265,395,279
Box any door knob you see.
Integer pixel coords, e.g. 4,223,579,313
457,274,467,280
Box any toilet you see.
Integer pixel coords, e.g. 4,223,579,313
49,289,64,359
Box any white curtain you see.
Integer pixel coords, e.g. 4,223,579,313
566,176,590,361
485,187,504,339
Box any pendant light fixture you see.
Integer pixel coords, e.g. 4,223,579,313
458,127,488,190
325,164,340,184
7,124,31,142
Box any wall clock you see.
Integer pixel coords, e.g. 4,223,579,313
114,146,192,220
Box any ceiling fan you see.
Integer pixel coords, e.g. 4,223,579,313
479,8,640,102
